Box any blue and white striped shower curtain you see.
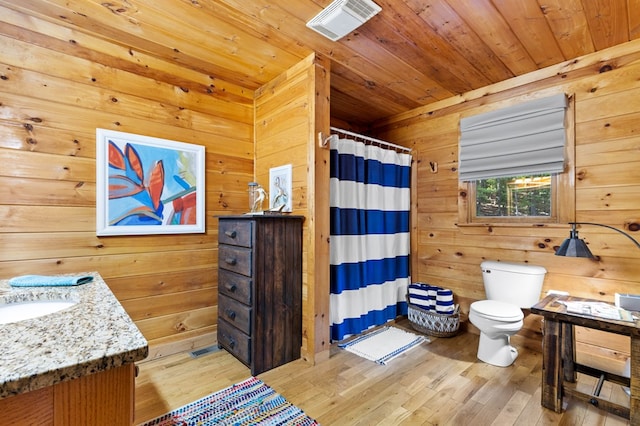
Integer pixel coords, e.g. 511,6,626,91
329,137,412,342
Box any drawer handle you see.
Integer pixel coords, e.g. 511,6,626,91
223,334,236,349
225,230,237,239
224,257,237,266
225,283,237,293
225,309,237,320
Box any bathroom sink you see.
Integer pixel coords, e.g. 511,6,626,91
0,300,77,324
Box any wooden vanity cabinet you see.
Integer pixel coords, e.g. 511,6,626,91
216,215,303,375
0,363,135,426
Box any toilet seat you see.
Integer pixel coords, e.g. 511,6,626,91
471,300,523,322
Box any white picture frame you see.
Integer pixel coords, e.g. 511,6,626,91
269,164,292,212
96,128,205,236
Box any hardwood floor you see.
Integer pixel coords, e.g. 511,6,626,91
134,322,630,425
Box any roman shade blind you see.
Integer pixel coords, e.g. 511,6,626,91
459,94,568,181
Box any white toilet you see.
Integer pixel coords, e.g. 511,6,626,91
469,260,547,367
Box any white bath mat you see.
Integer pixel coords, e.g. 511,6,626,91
338,326,428,365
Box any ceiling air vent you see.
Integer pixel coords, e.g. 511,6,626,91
306,0,382,41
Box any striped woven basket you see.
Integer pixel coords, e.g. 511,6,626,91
407,295,460,338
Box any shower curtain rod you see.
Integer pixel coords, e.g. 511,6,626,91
328,126,412,153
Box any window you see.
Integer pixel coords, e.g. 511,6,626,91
475,174,551,217
458,94,575,225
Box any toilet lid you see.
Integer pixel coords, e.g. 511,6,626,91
471,300,524,322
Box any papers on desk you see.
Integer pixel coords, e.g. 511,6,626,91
559,301,634,321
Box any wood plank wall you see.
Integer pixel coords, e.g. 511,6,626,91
3,1,639,372
373,39,640,371
0,7,254,358
254,54,331,364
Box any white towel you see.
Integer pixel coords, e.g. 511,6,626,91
436,288,454,314
408,283,432,310
428,286,441,310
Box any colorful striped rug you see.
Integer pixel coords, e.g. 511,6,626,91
338,326,428,365
140,376,319,426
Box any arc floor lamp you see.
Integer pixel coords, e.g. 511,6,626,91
555,222,640,258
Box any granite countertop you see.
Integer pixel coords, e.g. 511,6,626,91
0,272,148,399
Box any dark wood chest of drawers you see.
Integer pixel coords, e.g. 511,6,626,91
216,215,304,375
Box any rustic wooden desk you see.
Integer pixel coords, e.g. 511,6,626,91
531,294,639,422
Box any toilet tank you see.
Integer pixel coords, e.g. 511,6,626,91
481,260,547,308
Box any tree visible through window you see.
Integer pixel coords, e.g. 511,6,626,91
475,174,551,218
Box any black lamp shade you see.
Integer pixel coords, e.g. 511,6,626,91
555,237,594,258
556,222,640,258
555,227,594,258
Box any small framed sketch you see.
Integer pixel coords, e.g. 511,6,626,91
269,164,292,212
96,128,205,236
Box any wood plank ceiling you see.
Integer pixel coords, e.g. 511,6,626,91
2,0,639,127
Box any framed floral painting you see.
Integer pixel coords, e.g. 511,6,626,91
96,128,205,235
